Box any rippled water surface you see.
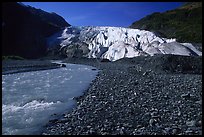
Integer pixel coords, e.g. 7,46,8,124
2,63,98,135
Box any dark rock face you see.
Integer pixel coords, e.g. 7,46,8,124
2,2,70,59
129,2,202,43
100,58,110,62
59,42,90,58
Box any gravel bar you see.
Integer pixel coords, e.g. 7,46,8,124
41,55,202,135
2,60,62,75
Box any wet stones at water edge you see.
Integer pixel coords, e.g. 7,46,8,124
60,64,66,67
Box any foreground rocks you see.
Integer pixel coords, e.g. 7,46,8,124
42,55,202,135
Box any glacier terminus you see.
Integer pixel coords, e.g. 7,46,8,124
47,26,202,61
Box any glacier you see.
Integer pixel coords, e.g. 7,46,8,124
2,63,98,135
47,26,202,61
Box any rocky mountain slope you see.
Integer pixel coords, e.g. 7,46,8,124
129,2,202,44
2,2,70,59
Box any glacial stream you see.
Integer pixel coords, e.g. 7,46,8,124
2,63,98,135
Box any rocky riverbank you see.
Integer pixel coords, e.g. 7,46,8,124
42,55,202,135
2,59,62,75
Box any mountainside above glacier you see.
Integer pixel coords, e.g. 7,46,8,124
47,26,202,61
129,2,202,43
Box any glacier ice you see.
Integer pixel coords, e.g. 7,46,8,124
47,26,202,61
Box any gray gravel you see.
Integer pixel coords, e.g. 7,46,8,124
2,59,61,75
41,55,202,135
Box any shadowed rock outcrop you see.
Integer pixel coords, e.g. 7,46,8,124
2,2,70,59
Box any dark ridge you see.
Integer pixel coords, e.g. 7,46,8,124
2,2,70,59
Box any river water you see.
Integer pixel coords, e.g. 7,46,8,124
2,63,98,135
